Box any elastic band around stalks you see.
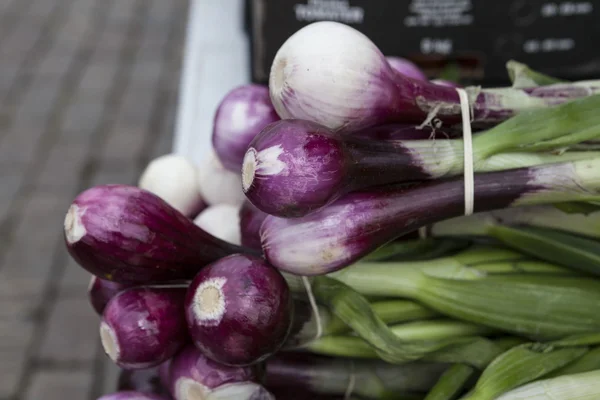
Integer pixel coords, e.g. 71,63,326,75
344,360,356,400
456,88,475,216
301,276,323,341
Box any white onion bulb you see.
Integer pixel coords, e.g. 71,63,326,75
197,150,246,206
138,154,205,217
193,204,241,245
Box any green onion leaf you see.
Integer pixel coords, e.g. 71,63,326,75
462,344,588,400
489,225,600,276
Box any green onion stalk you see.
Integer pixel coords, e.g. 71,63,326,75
506,60,565,88
430,206,600,240
319,247,600,340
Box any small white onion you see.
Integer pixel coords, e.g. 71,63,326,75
193,204,241,245
138,154,205,217
197,150,246,206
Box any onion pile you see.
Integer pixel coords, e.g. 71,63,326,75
66,22,600,400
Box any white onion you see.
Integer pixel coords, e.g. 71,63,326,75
197,150,246,206
138,154,205,217
193,204,241,245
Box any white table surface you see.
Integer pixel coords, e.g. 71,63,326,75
173,0,250,165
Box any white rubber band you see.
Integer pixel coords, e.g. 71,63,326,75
344,360,356,400
418,226,428,239
302,276,323,341
456,88,475,216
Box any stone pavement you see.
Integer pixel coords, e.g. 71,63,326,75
0,0,189,398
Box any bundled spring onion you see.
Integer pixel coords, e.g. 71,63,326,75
88,276,131,315
184,254,293,366
167,345,272,400
197,150,246,206
238,200,268,251
138,154,206,218
270,21,600,132
64,185,253,284
264,352,448,399
193,204,241,245
261,157,600,275
98,392,171,400
100,287,188,369
212,84,279,172
385,56,428,81
243,100,600,216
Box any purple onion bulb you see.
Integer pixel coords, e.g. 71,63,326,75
64,184,247,284
168,345,263,400
184,254,293,366
386,56,427,81
239,200,268,251
212,84,280,172
100,287,188,369
88,276,131,315
98,392,171,400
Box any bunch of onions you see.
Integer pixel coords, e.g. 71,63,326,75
62,21,600,400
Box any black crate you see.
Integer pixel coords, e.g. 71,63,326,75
248,0,600,85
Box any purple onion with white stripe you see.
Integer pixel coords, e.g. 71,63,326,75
386,56,427,81
213,84,279,172
270,21,600,132
88,276,131,315
261,158,600,275
64,185,253,284
239,200,268,251
168,345,272,400
242,119,441,217
100,287,188,369
98,392,171,400
184,254,293,366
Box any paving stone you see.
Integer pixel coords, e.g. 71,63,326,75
89,162,139,187
100,357,121,395
27,0,61,17
38,293,100,363
0,192,70,295
14,79,62,122
59,256,92,293
0,320,36,351
106,0,138,23
35,54,73,79
129,58,163,85
61,94,108,139
0,348,29,398
0,297,39,320
0,64,18,97
0,122,46,165
0,22,43,61
78,62,121,93
24,369,94,400
34,142,89,192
